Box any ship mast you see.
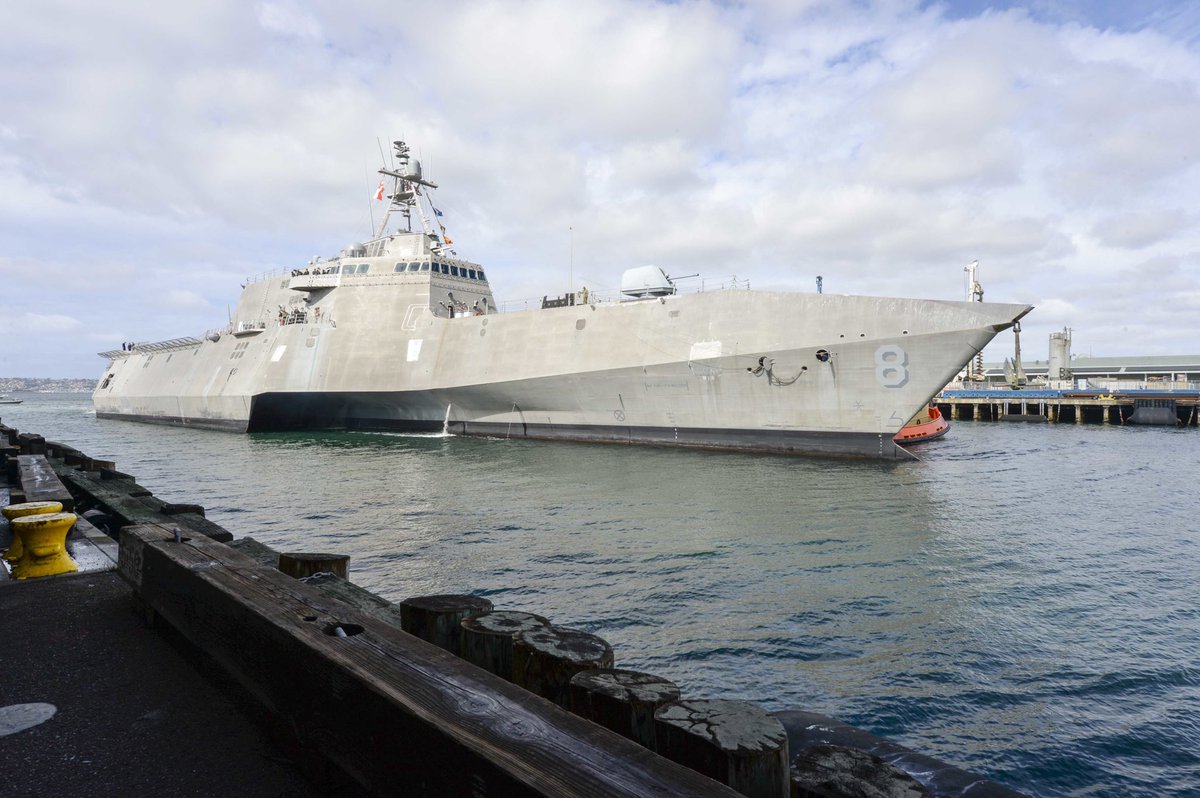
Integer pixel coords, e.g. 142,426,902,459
374,140,444,249
964,260,986,381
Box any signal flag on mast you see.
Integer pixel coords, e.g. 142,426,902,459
374,180,386,201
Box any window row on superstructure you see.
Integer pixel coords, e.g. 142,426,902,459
392,260,487,282
292,259,488,282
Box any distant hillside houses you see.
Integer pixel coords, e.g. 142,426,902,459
0,377,96,394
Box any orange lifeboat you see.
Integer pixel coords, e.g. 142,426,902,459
894,403,949,445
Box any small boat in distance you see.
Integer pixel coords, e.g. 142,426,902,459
894,403,949,445
0,395,22,405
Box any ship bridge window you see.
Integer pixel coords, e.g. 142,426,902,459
393,263,406,272
356,263,370,274
477,269,487,282
420,262,430,271
407,262,420,272
468,269,477,280
450,266,460,277
439,263,450,275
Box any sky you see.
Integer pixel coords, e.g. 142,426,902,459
2,0,1199,378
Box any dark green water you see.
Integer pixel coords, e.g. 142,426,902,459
4,394,1198,797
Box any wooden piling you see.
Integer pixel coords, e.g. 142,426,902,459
278,552,350,579
568,669,681,750
399,594,494,657
17,433,46,455
119,524,742,797
460,610,550,680
511,625,614,708
654,698,790,798
161,503,206,517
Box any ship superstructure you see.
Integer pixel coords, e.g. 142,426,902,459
94,141,1031,459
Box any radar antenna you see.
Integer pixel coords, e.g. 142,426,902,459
374,140,448,253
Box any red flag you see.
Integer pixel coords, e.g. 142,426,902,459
374,180,385,201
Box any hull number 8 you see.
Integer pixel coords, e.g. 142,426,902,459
875,345,909,388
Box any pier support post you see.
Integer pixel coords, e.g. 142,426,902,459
569,669,681,751
461,610,550,680
512,626,614,709
16,434,46,455
278,552,350,580
400,594,494,657
1075,403,1083,423
654,699,789,798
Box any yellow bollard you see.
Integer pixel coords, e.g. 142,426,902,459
3,501,64,563
10,512,78,579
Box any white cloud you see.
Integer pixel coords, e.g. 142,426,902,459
3,0,1200,377
20,313,84,333
163,290,213,312
257,1,323,41
1091,210,1190,249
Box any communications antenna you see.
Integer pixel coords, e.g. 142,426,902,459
964,260,985,381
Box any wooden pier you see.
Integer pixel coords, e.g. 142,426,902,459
938,389,1200,426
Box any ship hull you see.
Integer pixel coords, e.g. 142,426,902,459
97,392,915,458
94,272,1030,459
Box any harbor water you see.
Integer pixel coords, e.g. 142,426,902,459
4,394,1198,797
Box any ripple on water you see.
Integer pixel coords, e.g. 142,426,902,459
10,399,1200,798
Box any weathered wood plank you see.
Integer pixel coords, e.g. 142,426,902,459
161,503,206,517
119,525,737,797
229,538,409,630
0,445,19,466
49,463,232,543
228,537,280,569
16,455,75,511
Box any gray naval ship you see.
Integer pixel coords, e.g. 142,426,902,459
94,140,1031,459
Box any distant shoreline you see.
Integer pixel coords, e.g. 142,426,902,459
0,378,96,394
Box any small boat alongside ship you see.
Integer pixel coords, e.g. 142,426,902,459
893,403,949,444
93,140,1031,459
0,395,22,405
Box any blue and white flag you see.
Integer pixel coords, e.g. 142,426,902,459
433,207,444,217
